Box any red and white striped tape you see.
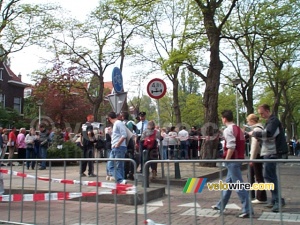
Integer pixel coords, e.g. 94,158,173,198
0,169,136,192
0,189,135,202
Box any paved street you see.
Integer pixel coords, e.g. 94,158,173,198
0,157,299,225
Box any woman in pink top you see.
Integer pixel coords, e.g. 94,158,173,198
16,128,27,166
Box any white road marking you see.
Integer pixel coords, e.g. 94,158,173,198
124,206,160,214
178,202,201,208
147,200,164,206
258,212,300,222
180,208,220,217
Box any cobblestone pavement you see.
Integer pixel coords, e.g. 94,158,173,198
0,157,299,225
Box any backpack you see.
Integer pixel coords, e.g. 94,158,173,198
125,127,135,152
95,137,105,149
143,130,157,150
126,120,137,133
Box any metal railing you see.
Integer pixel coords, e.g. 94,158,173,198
0,157,299,224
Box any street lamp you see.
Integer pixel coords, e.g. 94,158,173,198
36,100,43,126
232,79,242,126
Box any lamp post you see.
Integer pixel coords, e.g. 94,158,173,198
232,79,242,126
36,100,43,126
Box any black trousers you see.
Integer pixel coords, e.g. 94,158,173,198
81,147,94,175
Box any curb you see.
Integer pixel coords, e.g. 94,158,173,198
150,163,248,187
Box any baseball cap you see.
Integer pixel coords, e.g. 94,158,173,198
139,112,146,116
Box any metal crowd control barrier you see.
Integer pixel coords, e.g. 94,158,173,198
1,158,300,224
0,158,138,225
143,158,300,225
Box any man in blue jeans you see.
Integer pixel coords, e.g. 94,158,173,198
249,104,287,212
38,124,49,170
107,112,127,184
211,110,252,218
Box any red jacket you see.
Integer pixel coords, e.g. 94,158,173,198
223,124,245,159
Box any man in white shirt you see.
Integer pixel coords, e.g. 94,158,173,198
107,111,128,184
178,126,189,159
136,112,148,172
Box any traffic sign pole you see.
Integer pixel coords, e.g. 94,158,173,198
147,78,168,180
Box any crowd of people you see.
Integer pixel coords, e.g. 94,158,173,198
211,104,288,218
0,124,51,170
0,104,291,217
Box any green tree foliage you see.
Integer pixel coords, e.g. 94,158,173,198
180,93,204,128
137,0,203,125
179,70,201,94
221,0,300,120
36,0,153,120
0,0,60,61
0,106,26,128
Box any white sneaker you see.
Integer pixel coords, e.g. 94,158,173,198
106,176,111,181
109,177,115,181
120,180,127,184
251,199,267,204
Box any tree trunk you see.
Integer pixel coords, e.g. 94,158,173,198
198,5,224,166
200,59,222,166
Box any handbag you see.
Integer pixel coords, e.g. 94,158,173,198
143,130,157,150
7,141,14,147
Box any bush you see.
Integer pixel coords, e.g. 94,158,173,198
47,141,83,159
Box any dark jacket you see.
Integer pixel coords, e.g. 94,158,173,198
252,114,288,157
39,129,49,147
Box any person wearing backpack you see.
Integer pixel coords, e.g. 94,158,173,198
121,111,136,180
141,120,161,180
121,111,137,133
211,110,252,218
248,104,287,212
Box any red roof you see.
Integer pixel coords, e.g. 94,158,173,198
3,63,22,82
104,81,113,91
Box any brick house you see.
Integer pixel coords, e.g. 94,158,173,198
0,61,28,115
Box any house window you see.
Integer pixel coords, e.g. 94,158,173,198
24,88,32,98
14,97,21,113
0,94,4,108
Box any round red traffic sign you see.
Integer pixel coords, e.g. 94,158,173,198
147,78,167,99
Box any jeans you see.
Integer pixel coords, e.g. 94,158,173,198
40,146,47,168
162,145,168,160
216,162,251,214
106,149,111,176
108,146,127,183
263,155,279,204
26,147,37,169
180,141,188,159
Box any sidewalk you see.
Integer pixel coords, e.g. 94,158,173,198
0,159,225,206
0,156,299,225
